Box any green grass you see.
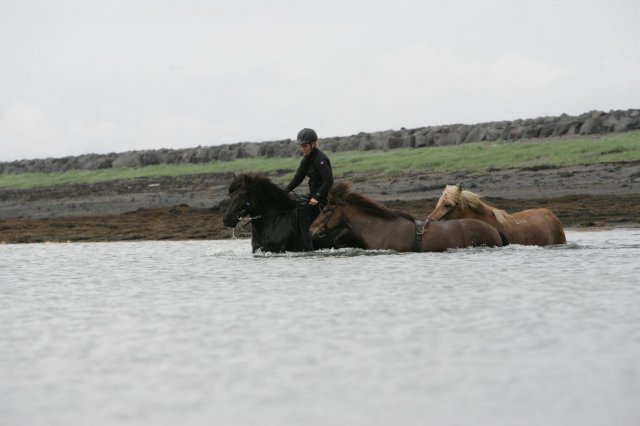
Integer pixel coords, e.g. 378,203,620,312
2,131,639,190
0,157,302,190
332,131,640,176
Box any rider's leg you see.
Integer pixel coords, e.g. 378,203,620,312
298,204,319,251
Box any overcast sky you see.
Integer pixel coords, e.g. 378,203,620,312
1,0,638,162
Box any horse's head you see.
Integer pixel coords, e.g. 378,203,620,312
222,173,295,228
309,203,344,237
222,175,255,227
309,181,352,236
428,183,464,221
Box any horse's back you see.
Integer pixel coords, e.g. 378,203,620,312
424,219,503,251
510,208,566,245
458,218,504,247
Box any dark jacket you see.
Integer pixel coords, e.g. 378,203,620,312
285,147,334,205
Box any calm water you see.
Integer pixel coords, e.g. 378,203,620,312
1,229,639,426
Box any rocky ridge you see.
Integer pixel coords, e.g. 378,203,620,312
2,109,639,174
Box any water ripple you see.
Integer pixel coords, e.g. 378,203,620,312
1,230,639,426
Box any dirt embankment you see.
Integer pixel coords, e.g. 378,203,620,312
1,161,639,244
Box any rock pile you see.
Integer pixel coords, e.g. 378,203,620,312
2,108,639,175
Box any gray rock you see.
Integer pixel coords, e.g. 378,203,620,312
3,108,639,175
112,152,143,168
580,117,606,135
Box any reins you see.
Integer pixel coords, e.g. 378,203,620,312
231,203,315,238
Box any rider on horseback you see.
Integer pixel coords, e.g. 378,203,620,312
284,128,334,251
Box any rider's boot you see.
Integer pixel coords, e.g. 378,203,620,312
297,202,319,252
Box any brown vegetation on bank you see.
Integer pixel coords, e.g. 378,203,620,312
2,154,639,244
2,194,638,244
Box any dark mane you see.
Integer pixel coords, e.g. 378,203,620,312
329,181,414,221
229,173,296,210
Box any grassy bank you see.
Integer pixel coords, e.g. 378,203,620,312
2,131,639,190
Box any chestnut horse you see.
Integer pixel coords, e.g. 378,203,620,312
309,181,504,252
427,184,566,246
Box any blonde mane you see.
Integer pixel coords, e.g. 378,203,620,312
442,185,512,224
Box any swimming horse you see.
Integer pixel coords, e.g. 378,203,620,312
427,184,566,245
222,173,362,253
309,181,504,252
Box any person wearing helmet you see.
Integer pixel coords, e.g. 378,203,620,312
285,128,334,251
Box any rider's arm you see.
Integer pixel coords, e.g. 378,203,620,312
314,157,334,202
285,157,307,193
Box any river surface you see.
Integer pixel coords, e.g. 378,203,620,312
1,229,639,426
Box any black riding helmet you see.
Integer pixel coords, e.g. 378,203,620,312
297,128,318,144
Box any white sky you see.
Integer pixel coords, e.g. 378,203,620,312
1,0,639,162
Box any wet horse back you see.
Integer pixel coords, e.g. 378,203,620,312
461,219,503,247
509,209,566,245
424,219,502,251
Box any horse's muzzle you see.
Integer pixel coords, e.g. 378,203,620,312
223,208,248,228
222,217,238,228
313,227,328,239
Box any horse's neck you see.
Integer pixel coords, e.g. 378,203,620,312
250,193,294,231
254,194,293,215
342,205,414,251
251,208,297,250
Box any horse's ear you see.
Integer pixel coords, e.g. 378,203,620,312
456,182,463,192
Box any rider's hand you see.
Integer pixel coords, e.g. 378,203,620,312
309,198,319,206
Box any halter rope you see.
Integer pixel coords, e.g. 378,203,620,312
230,203,315,239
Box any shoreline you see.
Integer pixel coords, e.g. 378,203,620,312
1,161,639,244
1,194,638,244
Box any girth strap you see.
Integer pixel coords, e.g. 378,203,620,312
414,220,424,252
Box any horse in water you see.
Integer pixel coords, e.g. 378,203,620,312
309,181,504,252
222,174,362,253
427,184,566,246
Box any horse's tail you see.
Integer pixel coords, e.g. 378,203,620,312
499,232,510,246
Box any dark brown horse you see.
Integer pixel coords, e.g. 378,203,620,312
309,181,504,252
222,174,362,253
427,184,566,245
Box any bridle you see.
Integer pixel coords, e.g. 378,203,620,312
315,204,338,238
231,198,259,228
419,201,456,235
418,216,433,235
235,199,259,222
229,199,256,239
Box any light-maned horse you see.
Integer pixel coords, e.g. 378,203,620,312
222,174,362,253
309,181,504,252
427,184,566,246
